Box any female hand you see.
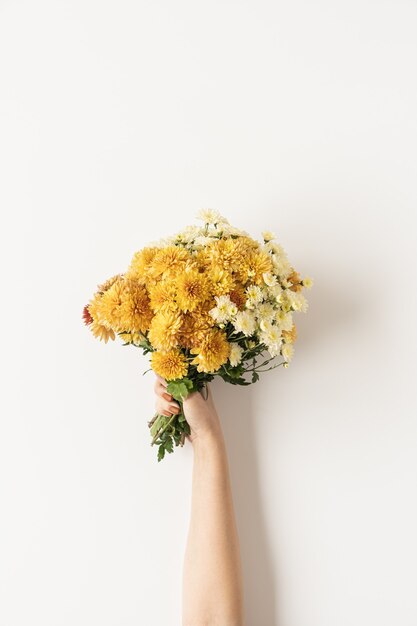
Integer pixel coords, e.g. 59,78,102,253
153,375,222,443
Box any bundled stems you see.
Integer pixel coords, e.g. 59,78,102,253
151,411,180,446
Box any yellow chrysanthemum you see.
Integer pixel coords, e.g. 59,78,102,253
94,278,126,331
202,237,256,275
241,250,273,285
119,280,153,333
149,246,191,280
207,266,235,297
282,324,297,344
175,267,209,312
190,329,230,373
93,277,152,333
97,274,123,293
148,280,178,312
86,293,102,323
148,309,183,350
180,307,215,349
229,285,247,310
151,349,188,380
125,248,159,282
90,321,115,343
119,332,143,344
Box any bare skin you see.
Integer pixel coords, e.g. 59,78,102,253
154,376,245,626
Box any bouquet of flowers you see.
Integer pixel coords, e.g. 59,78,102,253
83,210,312,461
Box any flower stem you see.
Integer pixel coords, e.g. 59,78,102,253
151,414,176,446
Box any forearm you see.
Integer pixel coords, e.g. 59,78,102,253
182,430,245,626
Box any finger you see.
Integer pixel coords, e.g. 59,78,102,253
155,398,180,415
157,407,179,417
155,374,168,388
154,378,172,400
157,383,173,402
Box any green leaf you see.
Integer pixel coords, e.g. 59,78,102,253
164,436,174,454
252,371,260,383
157,444,165,462
182,421,191,436
167,377,194,401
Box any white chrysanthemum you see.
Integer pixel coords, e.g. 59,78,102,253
262,230,276,242
219,223,249,238
275,310,293,331
233,310,256,336
302,276,313,289
210,295,238,324
255,302,275,322
266,283,283,303
259,318,274,333
176,225,201,244
281,342,294,361
262,271,277,287
271,254,292,278
245,285,263,309
286,291,308,312
263,241,282,254
197,208,228,225
259,325,282,357
298,294,308,313
229,343,244,367
148,235,177,248
193,235,213,248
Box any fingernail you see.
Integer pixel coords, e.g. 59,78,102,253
163,392,172,401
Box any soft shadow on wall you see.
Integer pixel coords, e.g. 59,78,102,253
216,380,278,626
212,261,365,626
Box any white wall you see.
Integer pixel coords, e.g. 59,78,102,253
1,1,416,625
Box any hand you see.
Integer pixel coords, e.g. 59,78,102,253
153,375,222,444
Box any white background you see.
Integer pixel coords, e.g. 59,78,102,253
1,1,416,625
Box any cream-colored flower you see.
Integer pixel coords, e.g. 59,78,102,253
263,241,281,254
216,223,248,238
302,276,314,289
233,310,256,336
148,236,176,248
259,324,282,357
267,283,283,303
245,285,263,309
267,343,282,358
175,225,201,244
194,235,213,248
286,290,308,312
261,230,276,242
197,208,228,225
281,342,294,361
262,271,277,287
229,343,244,367
255,302,275,322
209,295,238,324
271,253,292,278
275,310,293,331
259,318,274,333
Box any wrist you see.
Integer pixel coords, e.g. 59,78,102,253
192,425,225,453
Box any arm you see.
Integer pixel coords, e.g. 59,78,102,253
154,377,245,626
